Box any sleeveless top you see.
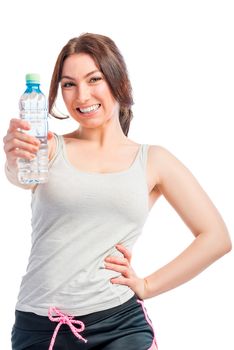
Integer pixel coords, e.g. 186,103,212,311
15,134,150,316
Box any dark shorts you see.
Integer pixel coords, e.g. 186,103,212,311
11,295,158,350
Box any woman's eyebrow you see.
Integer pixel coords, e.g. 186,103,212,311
61,70,101,81
60,75,75,80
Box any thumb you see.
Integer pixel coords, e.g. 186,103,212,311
47,131,54,140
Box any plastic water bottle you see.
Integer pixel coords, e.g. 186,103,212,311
18,73,48,184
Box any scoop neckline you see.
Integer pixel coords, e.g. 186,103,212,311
59,135,143,176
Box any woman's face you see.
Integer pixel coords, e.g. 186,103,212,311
60,53,119,128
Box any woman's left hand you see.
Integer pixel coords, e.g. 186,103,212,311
104,244,147,300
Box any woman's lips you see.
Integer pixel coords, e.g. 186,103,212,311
77,104,101,114
76,104,101,118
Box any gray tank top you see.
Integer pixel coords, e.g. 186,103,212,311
16,134,150,316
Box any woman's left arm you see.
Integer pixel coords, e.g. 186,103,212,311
104,145,232,299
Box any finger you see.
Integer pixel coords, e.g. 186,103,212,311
115,244,132,262
105,262,130,277
104,256,129,266
9,148,36,161
110,276,130,286
4,131,40,147
7,118,31,133
4,137,40,154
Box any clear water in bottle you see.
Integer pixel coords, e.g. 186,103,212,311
18,73,48,184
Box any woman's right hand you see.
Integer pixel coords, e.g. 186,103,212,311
3,118,41,169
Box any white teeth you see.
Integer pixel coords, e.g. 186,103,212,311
79,104,100,113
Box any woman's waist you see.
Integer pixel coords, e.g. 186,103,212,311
15,293,138,330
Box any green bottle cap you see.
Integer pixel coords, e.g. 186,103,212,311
25,73,40,83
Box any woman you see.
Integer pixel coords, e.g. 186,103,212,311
3,33,231,350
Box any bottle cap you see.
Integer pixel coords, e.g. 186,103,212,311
25,73,40,83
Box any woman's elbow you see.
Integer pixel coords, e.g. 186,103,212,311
223,237,232,254
218,229,232,256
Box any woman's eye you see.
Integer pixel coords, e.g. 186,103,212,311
62,82,75,88
90,77,102,83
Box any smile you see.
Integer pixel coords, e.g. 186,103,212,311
77,104,101,114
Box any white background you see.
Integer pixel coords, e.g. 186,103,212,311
0,1,233,349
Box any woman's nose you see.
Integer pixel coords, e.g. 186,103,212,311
76,84,90,104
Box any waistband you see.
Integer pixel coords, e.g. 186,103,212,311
14,294,140,331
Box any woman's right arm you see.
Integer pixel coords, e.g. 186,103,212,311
3,118,54,190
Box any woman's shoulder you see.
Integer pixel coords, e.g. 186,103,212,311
148,143,174,160
147,144,185,182
48,132,57,161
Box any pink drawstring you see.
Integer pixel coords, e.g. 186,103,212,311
48,307,88,350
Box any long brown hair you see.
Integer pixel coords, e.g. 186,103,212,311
49,33,134,136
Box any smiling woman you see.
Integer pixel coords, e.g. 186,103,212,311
49,33,134,136
3,32,231,350
59,53,119,125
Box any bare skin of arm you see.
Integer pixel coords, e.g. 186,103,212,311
104,145,232,299
3,118,54,190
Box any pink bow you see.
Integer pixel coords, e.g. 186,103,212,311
48,306,87,350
